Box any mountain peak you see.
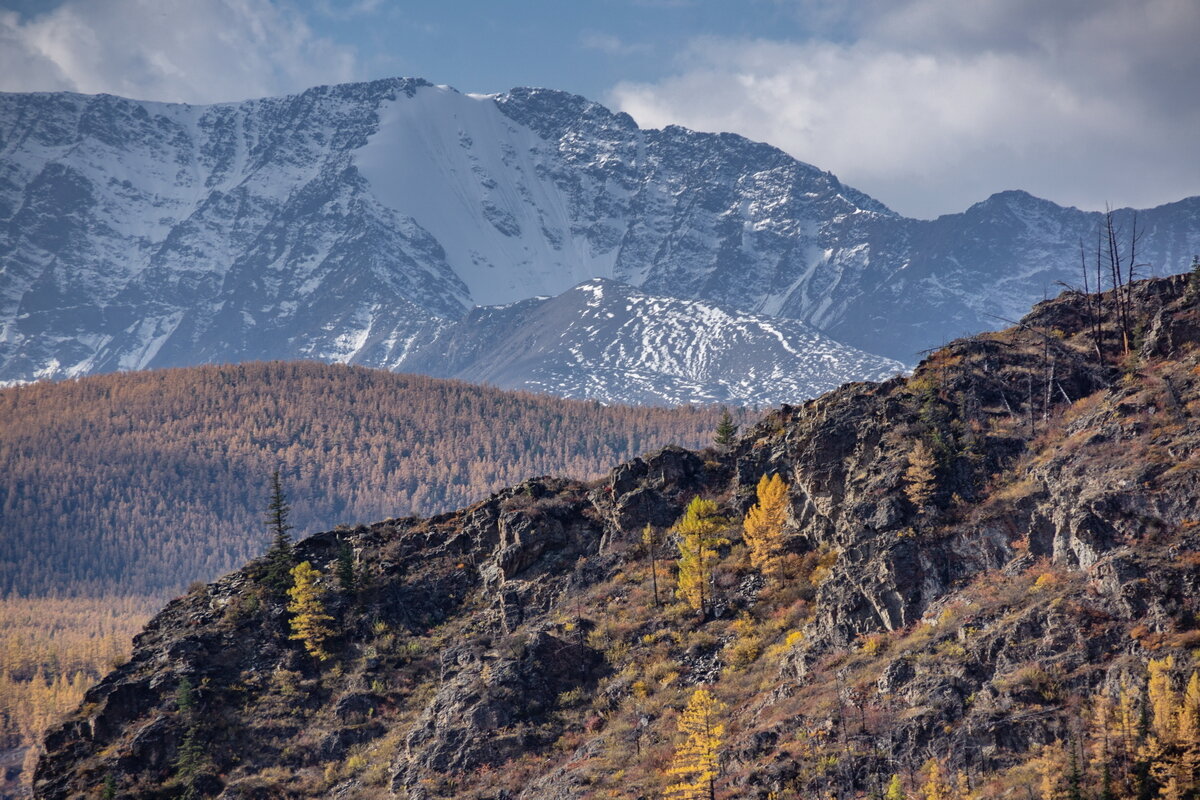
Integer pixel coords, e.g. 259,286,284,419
1,77,1198,389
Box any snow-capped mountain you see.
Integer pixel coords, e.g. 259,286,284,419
1,77,1198,396
395,279,904,406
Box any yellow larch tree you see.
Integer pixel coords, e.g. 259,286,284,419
1116,676,1140,792
1084,691,1118,799
884,773,907,800
665,688,725,800
1153,666,1200,800
1178,671,1200,797
921,759,954,800
287,561,335,661
742,473,788,574
904,440,938,510
1148,656,1178,745
954,770,973,800
1036,741,1068,800
1144,656,1177,794
674,497,727,617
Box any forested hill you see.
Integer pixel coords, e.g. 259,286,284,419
0,361,727,597
35,273,1200,799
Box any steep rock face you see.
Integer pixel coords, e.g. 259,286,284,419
3,80,1199,390
34,275,1200,798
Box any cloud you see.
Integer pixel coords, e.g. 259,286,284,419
0,0,360,104
608,0,1200,218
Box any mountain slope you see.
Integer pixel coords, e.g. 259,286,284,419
0,361,726,597
395,279,904,405
2,79,1197,388
34,274,1200,799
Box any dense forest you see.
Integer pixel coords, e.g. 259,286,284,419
0,361,729,598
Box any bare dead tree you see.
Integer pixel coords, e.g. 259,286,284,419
1105,208,1128,354
1096,225,1107,362
1080,238,1103,365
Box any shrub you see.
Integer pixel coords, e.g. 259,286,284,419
725,636,762,671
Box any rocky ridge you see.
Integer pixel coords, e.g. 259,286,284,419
33,273,1200,798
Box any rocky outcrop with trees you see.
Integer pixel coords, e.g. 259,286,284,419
33,272,1200,798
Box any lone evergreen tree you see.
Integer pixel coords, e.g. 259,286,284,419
713,408,738,450
1187,255,1200,300
264,470,295,591
172,676,204,800
335,542,357,595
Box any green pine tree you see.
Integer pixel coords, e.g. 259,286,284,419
263,470,295,592
175,675,195,713
335,543,357,595
172,676,204,800
1067,739,1084,800
713,408,738,450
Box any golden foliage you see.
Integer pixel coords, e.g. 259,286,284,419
921,759,954,800
742,474,788,574
904,440,939,509
674,498,727,616
287,562,335,661
0,361,724,596
0,595,156,793
1035,742,1068,800
885,773,907,800
664,688,725,800
1147,656,1177,745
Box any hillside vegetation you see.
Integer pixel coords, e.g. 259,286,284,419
0,597,156,796
0,361,727,598
0,362,727,794
33,273,1200,799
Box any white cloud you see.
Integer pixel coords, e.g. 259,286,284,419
609,0,1200,218
0,0,360,104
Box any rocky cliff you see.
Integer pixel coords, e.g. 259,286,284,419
34,273,1200,798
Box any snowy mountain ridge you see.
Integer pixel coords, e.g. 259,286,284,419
1,77,1198,400
395,278,905,405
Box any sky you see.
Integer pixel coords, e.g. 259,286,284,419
1,0,1197,219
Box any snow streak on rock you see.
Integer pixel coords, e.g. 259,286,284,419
395,279,904,406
